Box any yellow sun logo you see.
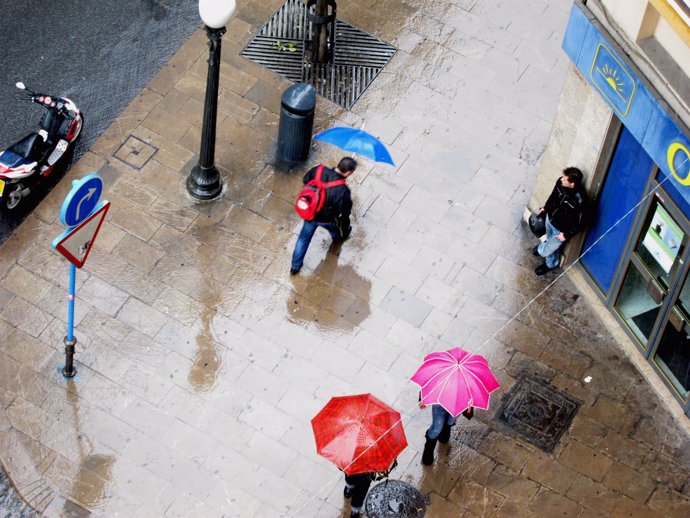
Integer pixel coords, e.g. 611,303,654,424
590,44,636,116
601,64,625,93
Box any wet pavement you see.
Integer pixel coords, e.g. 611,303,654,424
1,0,689,517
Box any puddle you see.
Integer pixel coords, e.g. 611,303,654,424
189,286,223,393
288,244,372,331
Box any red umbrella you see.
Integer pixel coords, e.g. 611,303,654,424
311,393,407,475
411,347,501,417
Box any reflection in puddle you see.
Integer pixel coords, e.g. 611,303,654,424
188,294,222,393
288,244,372,331
64,383,115,513
70,454,116,510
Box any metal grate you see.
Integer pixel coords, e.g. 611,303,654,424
365,480,428,518
240,0,396,109
495,374,581,452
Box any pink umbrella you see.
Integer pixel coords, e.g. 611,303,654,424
411,347,500,417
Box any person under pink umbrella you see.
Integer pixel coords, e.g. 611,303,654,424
418,397,471,465
411,347,500,466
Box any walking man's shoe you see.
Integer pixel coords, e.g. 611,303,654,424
535,264,556,276
290,268,300,275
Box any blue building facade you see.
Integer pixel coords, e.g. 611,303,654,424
560,1,690,415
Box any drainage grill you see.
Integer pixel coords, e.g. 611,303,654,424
240,0,396,109
495,375,581,452
365,480,428,518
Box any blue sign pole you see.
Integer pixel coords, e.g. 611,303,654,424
67,263,76,339
62,263,77,377
55,174,104,378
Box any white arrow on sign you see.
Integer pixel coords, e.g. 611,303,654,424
52,201,110,268
75,187,97,222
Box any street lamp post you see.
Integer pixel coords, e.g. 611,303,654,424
186,0,236,199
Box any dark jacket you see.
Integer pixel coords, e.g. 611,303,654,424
544,179,589,240
303,165,352,223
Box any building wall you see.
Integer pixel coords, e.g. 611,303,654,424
654,14,690,69
529,66,611,211
532,1,690,419
532,0,690,238
593,0,690,127
599,0,649,40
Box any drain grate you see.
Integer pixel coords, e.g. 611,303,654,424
240,0,396,109
495,374,581,452
365,480,428,518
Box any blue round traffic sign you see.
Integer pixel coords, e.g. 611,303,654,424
60,174,103,227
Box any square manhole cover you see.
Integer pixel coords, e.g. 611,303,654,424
113,135,157,170
241,0,396,109
495,375,581,452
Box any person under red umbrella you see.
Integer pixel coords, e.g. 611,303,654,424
311,394,407,517
343,471,375,517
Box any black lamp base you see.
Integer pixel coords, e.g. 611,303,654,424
186,163,222,200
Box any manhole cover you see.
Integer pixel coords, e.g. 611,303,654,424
113,134,158,170
240,0,396,109
495,375,581,452
365,480,427,518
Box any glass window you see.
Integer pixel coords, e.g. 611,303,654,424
636,202,683,287
614,265,663,344
676,275,690,318
654,308,690,400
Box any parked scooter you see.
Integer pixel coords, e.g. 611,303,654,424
0,82,83,213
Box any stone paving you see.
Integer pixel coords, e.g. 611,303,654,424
1,0,689,517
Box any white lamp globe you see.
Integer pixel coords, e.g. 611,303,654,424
199,0,236,29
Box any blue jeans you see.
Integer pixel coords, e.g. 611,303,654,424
537,215,564,269
427,405,457,440
291,220,342,271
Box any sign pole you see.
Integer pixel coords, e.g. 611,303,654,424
62,263,77,378
53,173,108,379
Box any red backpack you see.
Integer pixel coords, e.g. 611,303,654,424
294,165,346,221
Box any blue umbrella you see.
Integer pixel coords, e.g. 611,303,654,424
314,127,395,166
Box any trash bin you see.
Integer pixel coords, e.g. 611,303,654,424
277,83,316,163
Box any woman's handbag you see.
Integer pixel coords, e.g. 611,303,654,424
462,407,474,420
529,212,546,237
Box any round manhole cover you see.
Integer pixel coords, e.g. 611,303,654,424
365,480,427,517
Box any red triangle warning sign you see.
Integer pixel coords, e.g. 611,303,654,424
52,201,110,268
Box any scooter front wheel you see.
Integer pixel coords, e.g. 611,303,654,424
1,182,25,212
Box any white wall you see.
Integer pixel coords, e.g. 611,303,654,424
600,0,650,40
654,15,690,71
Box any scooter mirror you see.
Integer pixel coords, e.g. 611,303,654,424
16,82,25,90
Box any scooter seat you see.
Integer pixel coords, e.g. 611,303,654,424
7,133,43,162
0,149,33,168
0,149,37,178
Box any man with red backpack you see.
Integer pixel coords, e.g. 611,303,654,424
290,157,357,275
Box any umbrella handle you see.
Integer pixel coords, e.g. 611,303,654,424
373,459,398,481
